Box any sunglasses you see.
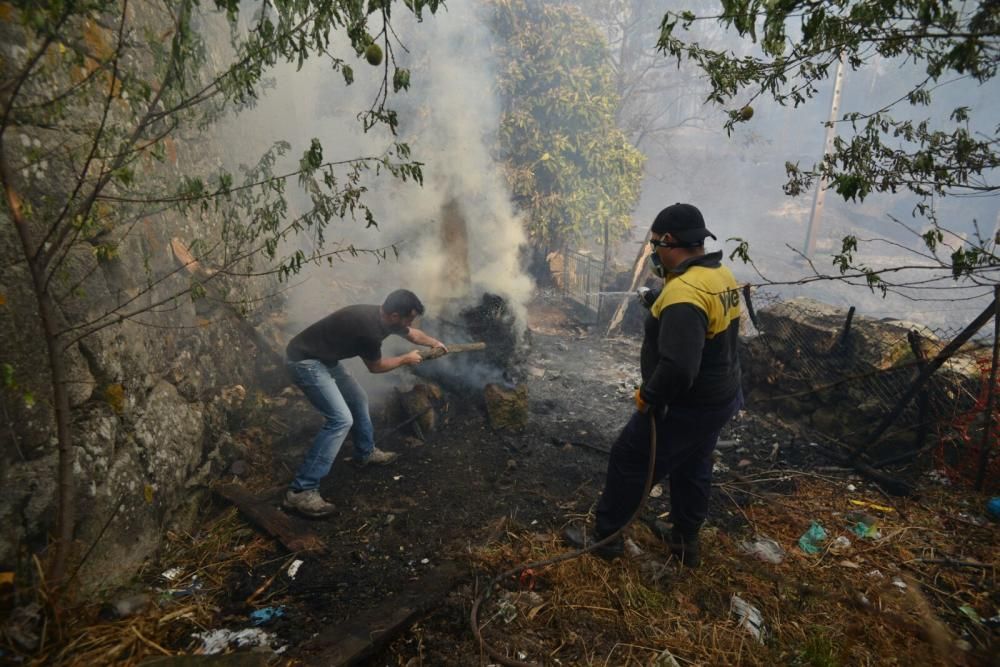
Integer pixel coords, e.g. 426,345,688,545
649,238,675,248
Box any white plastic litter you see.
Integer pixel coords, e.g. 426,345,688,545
739,537,785,564
286,560,304,579
730,594,766,642
830,536,852,554
649,484,664,498
624,538,643,558
160,567,184,581
653,647,682,667
194,628,279,655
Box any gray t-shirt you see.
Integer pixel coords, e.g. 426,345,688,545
286,304,409,364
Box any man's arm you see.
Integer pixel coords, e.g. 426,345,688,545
639,303,707,408
363,351,423,374
404,327,448,352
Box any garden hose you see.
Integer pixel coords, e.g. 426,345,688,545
470,409,659,667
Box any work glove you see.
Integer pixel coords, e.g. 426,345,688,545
634,388,649,414
636,286,660,309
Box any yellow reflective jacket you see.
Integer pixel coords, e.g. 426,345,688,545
639,251,742,408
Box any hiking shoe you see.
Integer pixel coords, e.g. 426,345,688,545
357,447,399,467
562,525,624,561
649,520,701,567
283,489,335,518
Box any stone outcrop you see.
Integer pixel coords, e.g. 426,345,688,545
741,297,985,453
0,10,285,590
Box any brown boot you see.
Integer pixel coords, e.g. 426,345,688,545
648,520,701,567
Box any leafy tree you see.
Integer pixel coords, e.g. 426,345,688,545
489,0,645,264
0,0,438,584
658,0,999,296
575,0,726,151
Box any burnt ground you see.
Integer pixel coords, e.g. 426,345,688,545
253,299,659,662
26,296,998,666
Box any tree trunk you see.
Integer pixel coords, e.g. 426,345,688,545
3,170,75,584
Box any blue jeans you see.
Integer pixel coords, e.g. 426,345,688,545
595,390,743,538
286,359,375,491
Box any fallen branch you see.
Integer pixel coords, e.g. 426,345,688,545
907,558,993,570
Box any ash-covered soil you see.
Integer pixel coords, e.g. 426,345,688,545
174,297,995,667
226,297,797,663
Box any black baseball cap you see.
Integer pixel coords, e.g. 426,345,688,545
651,203,716,245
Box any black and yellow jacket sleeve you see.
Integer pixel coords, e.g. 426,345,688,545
638,251,742,409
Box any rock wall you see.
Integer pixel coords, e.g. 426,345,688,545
741,297,984,453
0,10,284,590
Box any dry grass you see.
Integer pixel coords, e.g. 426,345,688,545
14,508,279,666
467,476,997,666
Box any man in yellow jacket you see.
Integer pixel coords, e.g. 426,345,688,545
566,203,743,565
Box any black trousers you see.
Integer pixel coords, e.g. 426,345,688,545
595,391,743,538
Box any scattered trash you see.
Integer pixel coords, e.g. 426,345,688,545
653,647,682,667
161,566,184,581
713,461,730,474
392,475,403,481
624,538,643,558
838,560,860,569
739,536,785,564
249,606,286,626
798,521,828,554
162,576,203,599
847,511,882,539
985,614,1000,629
649,484,664,498
286,560,304,579
958,605,982,623
737,459,752,468
830,536,852,554
849,499,895,513
891,577,907,590
957,511,986,526
847,484,857,492
851,521,882,540
497,597,518,624
421,558,430,564
194,627,281,654
987,497,1000,520
927,469,951,485
868,569,884,579
110,593,151,619
730,594,766,643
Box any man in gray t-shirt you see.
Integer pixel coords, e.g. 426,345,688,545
283,289,447,517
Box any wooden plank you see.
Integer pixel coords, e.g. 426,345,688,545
418,341,486,360
213,484,326,554
301,561,464,666
606,235,651,336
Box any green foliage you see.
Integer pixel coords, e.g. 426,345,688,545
658,0,1000,286
489,0,645,253
798,628,840,666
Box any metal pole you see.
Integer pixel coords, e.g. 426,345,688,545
804,55,845,258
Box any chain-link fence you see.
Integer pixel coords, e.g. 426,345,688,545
560,250,606,320
741,289,999,491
